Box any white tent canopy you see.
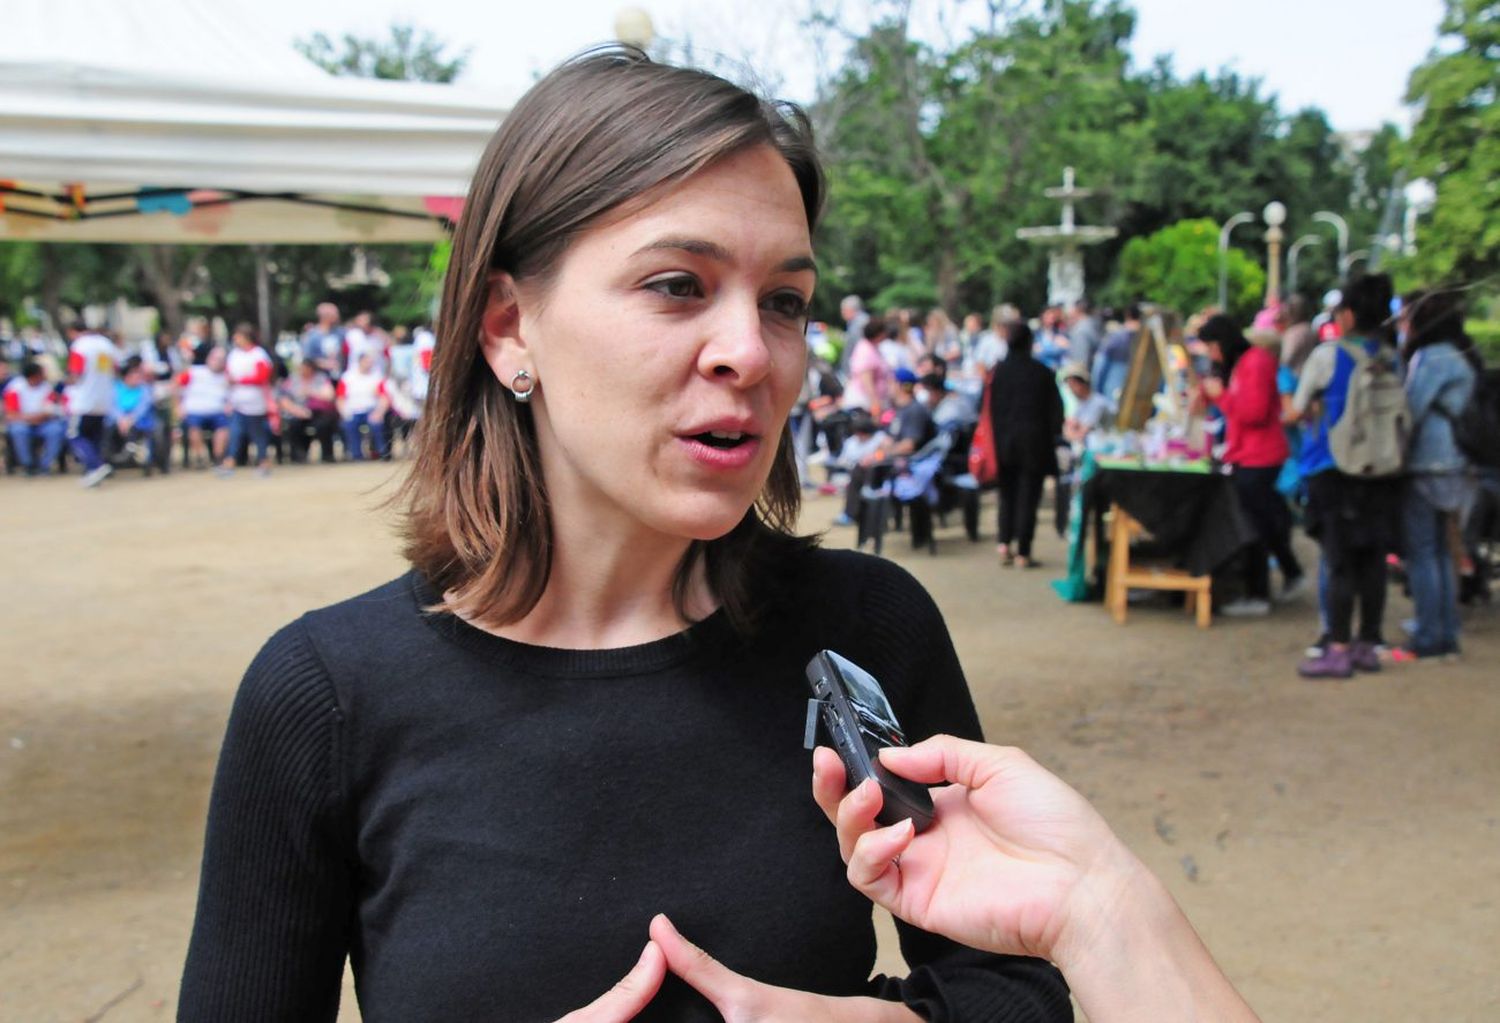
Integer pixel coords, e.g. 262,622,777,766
0,0,508,243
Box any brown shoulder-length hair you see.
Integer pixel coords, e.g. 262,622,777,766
397,46,825,637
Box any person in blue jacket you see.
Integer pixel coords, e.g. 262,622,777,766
1397,289,1478,659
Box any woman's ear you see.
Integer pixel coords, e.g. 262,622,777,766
479,272,528,383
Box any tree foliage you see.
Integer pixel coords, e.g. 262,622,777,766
1401,0,1499,285
296,23,470,83
809,0,1402,322
1113,218,1265,321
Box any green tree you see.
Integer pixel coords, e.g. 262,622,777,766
813,0,1138,317
1112,218,1265,321
1402,0,1499,284
807,0,1381,320
296,23,470,83
0,242,42,323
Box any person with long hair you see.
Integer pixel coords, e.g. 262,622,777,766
1199,315,1304,615
178,49,1069,1022
1396,289,1478,659
989,321,1064,568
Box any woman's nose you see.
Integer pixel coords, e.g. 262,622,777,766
698,297,773,386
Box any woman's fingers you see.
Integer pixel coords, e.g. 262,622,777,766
810,746,847,825
846,818,915,910
650,914,757,1014
554,940,666,1022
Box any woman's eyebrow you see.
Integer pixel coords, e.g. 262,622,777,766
631,237,818,277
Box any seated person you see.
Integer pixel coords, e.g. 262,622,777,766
830,411,883,473
110,357,158,465
916,354,979,431
279,361,339,464
177,346,231,469
1061,361,1116,445
336,350,390,461
4,361,67,475
834,369,940,525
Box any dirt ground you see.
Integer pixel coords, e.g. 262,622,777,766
2,462,1497,1022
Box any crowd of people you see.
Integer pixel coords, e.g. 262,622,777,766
5,275,1493,682
1,306,435,486
805,274,1494,678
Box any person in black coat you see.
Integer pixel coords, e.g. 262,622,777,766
988,321,1064,567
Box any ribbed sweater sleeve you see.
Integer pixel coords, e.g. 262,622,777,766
857,559,1074,1023
178,621,353,1022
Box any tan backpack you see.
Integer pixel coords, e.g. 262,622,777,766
1328,341,1410,478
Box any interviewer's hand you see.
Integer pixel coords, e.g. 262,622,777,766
811,737,1124,963
812,736,1261,1023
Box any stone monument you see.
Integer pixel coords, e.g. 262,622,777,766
1015,167,1118,307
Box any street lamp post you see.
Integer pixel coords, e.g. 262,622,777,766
1312,211,1349,279
1341,249,1370,277
1262,201,1287,302
614,7,656,48
1218,211,1254,310
1286,234,1322,296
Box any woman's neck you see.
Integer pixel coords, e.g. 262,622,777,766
455,520,714,652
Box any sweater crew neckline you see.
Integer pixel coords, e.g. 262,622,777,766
407,571,734,678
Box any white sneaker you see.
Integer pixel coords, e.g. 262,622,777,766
80,464,114,488
1220,597,1271,618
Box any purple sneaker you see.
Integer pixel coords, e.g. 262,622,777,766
1349,641,1382,673
1298,645,1353,679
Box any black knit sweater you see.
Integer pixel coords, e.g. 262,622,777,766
179,547,1071,1022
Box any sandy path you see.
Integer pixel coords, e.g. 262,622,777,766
1,462,1496,1021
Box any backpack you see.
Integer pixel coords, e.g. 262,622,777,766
1442,365,1500,469
1328,341,1410,478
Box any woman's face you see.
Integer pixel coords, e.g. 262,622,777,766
488,144,815,545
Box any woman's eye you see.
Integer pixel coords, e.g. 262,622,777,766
764,292,809,321
646,275,703,300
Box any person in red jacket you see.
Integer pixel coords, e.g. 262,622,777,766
1200,315,1305,615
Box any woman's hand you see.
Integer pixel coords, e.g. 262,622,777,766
1201,376,1225,401
648,915,918,1023
811,737,1132,964
553,941,666,1022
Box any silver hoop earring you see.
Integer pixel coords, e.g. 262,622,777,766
509,369,535,404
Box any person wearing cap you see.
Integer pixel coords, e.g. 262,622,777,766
1060,362,1114,445
1199,315,1305,616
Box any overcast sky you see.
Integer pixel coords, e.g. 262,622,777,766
263,0,1444,131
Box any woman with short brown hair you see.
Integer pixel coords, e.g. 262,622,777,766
180,48,1068,1023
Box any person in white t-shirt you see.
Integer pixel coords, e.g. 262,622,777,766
4,361,66,475
336,350,390,460
342,311,388,374
219,324,275,477
65,322,126,486
177,346,231,469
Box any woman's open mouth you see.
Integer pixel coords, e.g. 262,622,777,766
693,430,750,450
678,431,762,470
